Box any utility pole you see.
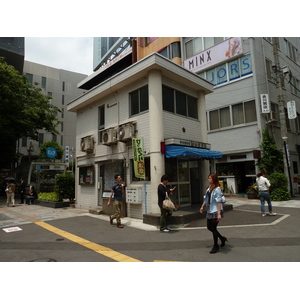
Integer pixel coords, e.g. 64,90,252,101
272,37,293,195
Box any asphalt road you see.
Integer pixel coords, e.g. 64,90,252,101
1,197,300,262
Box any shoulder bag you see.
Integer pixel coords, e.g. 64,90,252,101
163,192,175,210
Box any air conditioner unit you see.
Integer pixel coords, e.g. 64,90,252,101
102,128,117,145
80,136,95,153
117,123,135,142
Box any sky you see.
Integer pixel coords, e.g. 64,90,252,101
25,37,94,75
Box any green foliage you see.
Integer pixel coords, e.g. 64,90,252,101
0,57,61,168
268,172,291,201
257,128,284,174
270,188,291,201
269,172,288,192
54,173,75,201
38,192,58,202
39,141,63,159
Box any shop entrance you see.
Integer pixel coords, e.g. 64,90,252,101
165,158,201,207
217,160,256,193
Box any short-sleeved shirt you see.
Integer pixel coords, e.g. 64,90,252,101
112,182,123,201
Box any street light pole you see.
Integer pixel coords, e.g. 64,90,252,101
272,37,293,196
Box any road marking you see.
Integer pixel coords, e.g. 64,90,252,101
175,210,290,230
1,208,141,262
35,221,142,262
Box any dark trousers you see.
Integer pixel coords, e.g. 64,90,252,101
26,196,35,205
159,204,171,230
20,192,25,204
207,218,223,246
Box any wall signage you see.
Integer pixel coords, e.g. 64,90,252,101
132,138,145,179
184,37,243,73
260,94,270,113
287,101,296,119
165,138,211,150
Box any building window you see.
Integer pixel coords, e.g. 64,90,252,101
284,39,298,62
52,134,57,142
220,107,230,128
185,37,227,59
265,59,276,83
129,85,148,116
158,42,181,60
21,136,27,147
26,73,33,85
62,95,65,105
290,76,300,97
41,76,46,90
61,108,64,119
62,81,65,92
264,37,280,49
162,85,198,119
208,100,257,131
98,105,105,143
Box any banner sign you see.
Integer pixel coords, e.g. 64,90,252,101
184,37,242,73
132,138,145,179
287,101,296,119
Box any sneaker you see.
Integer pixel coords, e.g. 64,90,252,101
160,228,170,233
262,213,266,217
117,224,124,228
269,212,277,216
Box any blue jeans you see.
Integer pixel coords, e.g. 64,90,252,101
259,191,272,213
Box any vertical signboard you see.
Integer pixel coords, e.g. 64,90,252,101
287,101,296,119
132,138,145,179
260,94,270,113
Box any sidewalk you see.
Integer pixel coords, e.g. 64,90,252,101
1,195,300,231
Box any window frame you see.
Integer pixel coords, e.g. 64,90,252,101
129,85,149,117
162,85,198,120
207,100,257,131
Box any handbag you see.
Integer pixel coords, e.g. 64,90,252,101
163,192,175,210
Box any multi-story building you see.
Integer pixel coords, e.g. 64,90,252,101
181,37,300,195
18,61,88,163
0,37,24,73
68,50,221,217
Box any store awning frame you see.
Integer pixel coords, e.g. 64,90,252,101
165,145,222,160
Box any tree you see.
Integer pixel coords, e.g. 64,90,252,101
257,128,284,174
0,57,61,168
39,141,63,159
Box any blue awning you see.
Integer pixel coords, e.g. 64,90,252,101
165,145,222,160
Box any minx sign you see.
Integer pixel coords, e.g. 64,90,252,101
184,37,243,73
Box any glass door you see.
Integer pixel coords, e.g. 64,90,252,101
165,158,191,207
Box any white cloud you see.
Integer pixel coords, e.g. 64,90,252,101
25,37,94,75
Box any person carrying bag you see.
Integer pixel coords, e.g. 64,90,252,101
157,175,175,233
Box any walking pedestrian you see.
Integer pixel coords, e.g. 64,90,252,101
157,174,175,233
6,180,16,207
108,174,125,228
200,173,228,254
19,178,26,204
256,170,276,217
